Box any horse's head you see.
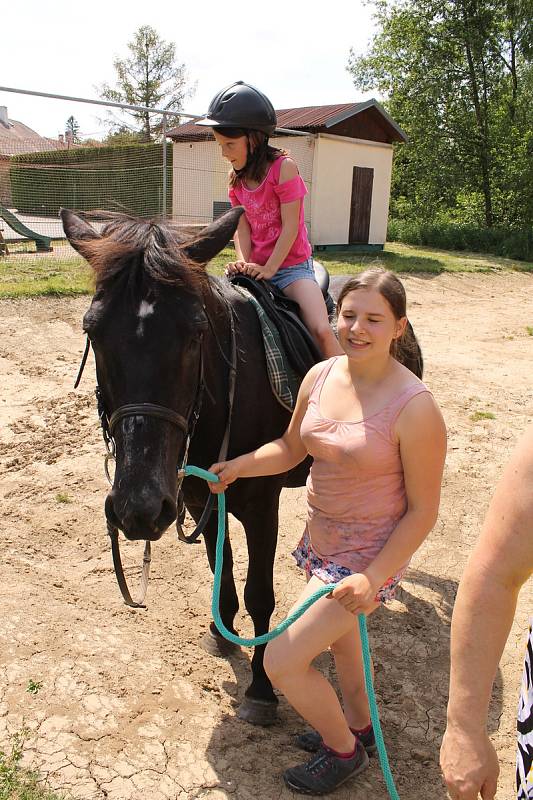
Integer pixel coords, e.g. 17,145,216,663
62,207,243,541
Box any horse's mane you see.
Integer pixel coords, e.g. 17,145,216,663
77,211,210,296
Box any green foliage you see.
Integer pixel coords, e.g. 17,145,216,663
98,25,193,141
54,493,71,504
1,242,530,299
348,0,533,230
388,219,533,261
25,681,42,695
102,127,146,147
470,411,496,421
64,116,81,144
9,143,172,216
0,729,66,799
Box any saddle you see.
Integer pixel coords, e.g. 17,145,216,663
230,274,323,403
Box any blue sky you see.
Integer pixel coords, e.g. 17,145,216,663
1,0,377,140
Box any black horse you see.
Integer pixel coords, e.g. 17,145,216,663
62,206,313,725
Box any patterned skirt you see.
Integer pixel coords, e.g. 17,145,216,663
291,529,404,604
517,619,533,798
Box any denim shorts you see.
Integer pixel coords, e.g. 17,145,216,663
268,257,317,292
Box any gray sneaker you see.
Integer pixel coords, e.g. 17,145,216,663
296,725,377,755
283,740,369,795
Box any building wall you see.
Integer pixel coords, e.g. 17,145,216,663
310,134,393,245
171,135,315,231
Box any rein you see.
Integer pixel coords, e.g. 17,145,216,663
187,464,401,800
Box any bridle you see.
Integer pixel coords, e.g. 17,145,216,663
75,290,237,608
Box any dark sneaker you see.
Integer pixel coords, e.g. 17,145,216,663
296,725,376,755
284,740,369,795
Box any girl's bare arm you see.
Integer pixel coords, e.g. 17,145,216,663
208,362,323,491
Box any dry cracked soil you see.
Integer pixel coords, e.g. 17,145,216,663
1,271,533,799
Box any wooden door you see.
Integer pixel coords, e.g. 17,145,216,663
349,166,374,243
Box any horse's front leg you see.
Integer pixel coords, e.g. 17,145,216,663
189,505,240,657
236,490,281,726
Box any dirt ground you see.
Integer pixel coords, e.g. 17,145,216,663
1,271,532,800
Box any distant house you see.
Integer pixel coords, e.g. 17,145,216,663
167,99,407,250
0,106,69,206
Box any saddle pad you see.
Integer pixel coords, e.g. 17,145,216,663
232,284,300,411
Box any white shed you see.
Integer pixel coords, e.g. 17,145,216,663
167,100,407,252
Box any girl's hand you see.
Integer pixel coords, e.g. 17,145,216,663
241,262,277,280
207,459,241,493
224,260,247,276
329,573,378,615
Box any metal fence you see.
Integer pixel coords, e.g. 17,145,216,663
0,86,312,283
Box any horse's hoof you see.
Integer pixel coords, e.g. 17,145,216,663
201,628,240,658
237,697,278,726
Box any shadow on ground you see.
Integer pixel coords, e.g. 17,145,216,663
196,568,503,799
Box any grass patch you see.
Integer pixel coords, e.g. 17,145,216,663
470,411,496,422
54,492,72,504
0,250,92,298
0,729,67,800
317,242,533,275
1,240,531,299
527,326,533,336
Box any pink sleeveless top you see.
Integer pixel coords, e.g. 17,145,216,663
300,357,430,573
228,156,312,268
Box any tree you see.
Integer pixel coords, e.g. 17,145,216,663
65,115,81,144
347,0,533,228
103,126,145,147
98,25,194,142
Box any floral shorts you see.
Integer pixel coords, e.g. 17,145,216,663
292,530,404,604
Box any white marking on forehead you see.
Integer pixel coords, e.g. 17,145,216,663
137,300,156,338
138,300,155,319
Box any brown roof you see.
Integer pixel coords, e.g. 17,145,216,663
167,100,407,143
0,118,69,157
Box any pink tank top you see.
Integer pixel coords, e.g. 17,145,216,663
300,357,430,573
228,156,312,268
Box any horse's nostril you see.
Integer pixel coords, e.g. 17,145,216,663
105,493,121,528
105,491,176,539
156,496,177,532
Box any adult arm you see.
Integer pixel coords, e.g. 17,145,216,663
332,391,447,611
440,424,533,800
207,361,323,491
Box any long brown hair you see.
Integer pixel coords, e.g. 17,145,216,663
337,268,422,376
216,127,288,186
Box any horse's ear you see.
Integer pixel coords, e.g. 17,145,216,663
60,209,101,260
180,206,245,264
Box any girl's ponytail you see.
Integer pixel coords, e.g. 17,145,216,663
392,320,424,379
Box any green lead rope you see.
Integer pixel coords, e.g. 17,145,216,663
184,464,400,800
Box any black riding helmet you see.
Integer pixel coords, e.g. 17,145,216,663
196,81,277,135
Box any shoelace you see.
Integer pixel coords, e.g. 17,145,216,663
307,747,354,778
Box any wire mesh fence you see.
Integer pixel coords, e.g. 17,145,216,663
0,87,315,291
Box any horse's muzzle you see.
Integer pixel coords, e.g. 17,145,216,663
105,492,177,541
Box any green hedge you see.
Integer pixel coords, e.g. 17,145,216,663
387,219,533,262
9,143,172,217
